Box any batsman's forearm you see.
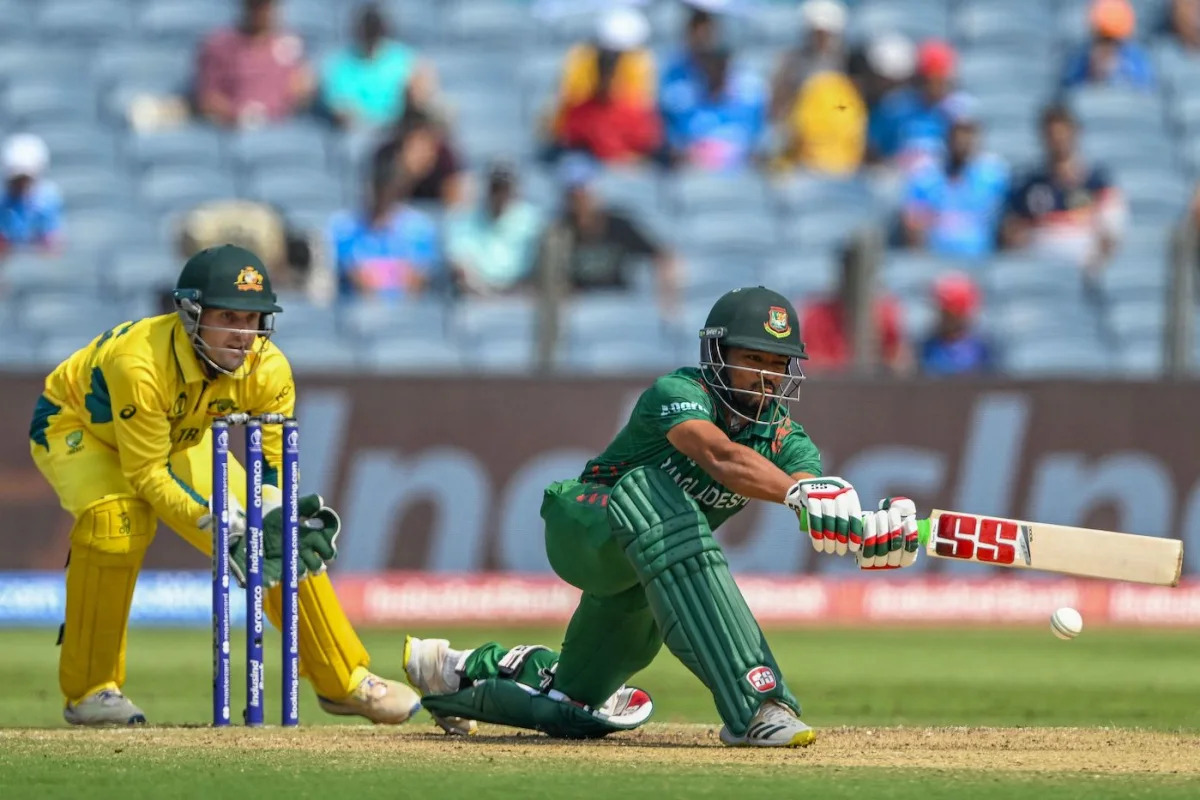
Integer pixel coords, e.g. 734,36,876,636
707,445,796,504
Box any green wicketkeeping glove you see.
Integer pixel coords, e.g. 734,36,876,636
227,494,341,589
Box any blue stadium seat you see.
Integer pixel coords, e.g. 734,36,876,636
980,256,1083,301
476,337,536,373
669,170,770,216
1101,264,1169,302
784,207,876,250
1117,340,1165,376
36,0,133,42
70,208,163,251
564,337,679,375
18,291,122,338
365,336,466,373
338,297,448,340
761,254,839,300
246,166,345,213
95,43,192,88
852,0,949,41
2,253,101,296
230,123,329,170
679,253,764,300
771,175,877,215
128,128,226,170
2,81,96,125
55,166,135,211
139,167,239,215
954,2,1056,48
275,337,365,374
36,334,97,367
1072,89,1165,132
452,297,539,345
35,123,120,169
137,1,234,44
1107,299,1167,341
270,298,342,342
281,0,342,48
1004,337,1114,376
444,0,530,44
992,300,1103,339
0,44,88,84
104,245,179,297
677,211,779,254
0,330,40,367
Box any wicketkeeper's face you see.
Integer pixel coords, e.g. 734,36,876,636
198,308,263,372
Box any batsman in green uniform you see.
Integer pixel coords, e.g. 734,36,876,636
406,287,922,746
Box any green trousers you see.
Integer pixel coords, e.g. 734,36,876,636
473,478,662,708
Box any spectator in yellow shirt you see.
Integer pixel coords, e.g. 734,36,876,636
773,70,866,176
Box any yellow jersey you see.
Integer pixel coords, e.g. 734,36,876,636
32,313,295,533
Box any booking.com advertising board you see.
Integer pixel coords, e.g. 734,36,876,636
3,375,1199,626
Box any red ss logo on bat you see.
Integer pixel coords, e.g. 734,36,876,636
934,514,1018,565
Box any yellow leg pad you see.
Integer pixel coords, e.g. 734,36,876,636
264,572,369,700
60,496,156,703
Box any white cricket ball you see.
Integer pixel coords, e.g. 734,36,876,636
1050,607,1083,640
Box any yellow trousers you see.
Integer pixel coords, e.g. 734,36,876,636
31,409,370,704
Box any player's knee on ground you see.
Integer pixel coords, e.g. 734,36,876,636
60,496,156,701
606,467,798,736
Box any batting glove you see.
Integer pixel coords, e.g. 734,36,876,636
785,477,864,556
857,497,921,570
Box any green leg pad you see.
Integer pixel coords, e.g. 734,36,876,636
421,678,652,740
607,467,799,737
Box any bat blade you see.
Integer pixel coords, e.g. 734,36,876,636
918,510,1183,587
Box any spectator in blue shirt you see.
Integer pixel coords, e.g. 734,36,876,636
1061,0,1156,91
869,39,968,173
0,133,62,255
660,45,767,171
320,3,432,130
901,97,1009,260
919,272,994,376
661,6,721,84
329,169,439,300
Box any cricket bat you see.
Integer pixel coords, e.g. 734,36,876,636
915,510,1184,587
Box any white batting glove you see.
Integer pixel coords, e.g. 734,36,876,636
784,477,864,556
857,497,921,570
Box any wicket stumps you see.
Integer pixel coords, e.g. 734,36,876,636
211,413,300,728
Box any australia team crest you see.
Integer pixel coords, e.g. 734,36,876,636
236,266,265,292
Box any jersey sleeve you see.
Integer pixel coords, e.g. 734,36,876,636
772,421,823,477
106,354,209,533
631,372,716,437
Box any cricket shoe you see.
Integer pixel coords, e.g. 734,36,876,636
317,671,421,725
595,685,654,727
63,689,147,726
403,636,477,735
719,700,817,748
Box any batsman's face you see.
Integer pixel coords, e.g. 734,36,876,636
724,347,791,399
198,308,262,371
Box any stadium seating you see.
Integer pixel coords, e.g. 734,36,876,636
0,0,1193,378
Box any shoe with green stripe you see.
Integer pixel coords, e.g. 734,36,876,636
719,700,817,747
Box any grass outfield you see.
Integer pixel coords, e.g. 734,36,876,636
1,626,1198,799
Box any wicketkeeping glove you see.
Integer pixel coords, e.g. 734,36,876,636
857,497,921,570
226,494,342,589
784,477,864,555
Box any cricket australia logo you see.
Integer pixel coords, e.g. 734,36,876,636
65,430,84,454
764,306,791,339
236,266,265,292
746,666,777,692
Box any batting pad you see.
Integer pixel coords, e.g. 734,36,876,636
265,571,369,699
606,467,798,736
60,495,156,702
422,678,653,739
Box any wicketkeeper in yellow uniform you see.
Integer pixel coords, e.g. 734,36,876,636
29,244,449,728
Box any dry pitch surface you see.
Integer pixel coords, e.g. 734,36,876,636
5,724,1200,774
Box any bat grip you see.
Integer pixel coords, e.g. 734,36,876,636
796,507,933,545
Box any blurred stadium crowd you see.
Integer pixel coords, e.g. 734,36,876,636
0,0,1198,377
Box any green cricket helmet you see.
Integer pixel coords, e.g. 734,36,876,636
699,286,806,425
172,244,282,378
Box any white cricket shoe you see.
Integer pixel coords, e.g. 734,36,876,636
63,689,146,726
317,672,421,725
403,636,476,735
719,700,817,748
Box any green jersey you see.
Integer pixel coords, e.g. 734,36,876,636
580,367,822,530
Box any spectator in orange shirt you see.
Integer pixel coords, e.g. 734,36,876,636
195,0,315,128
800,247,912,375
